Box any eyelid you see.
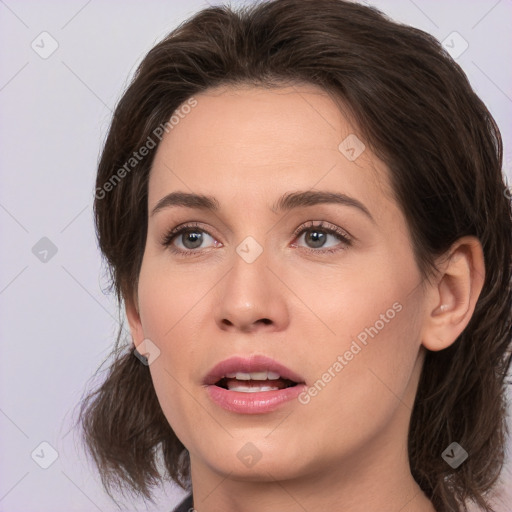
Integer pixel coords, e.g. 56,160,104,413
292,220,352,242
161,220,353,256
160,221,218,247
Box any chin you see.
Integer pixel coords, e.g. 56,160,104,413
197,441,316,482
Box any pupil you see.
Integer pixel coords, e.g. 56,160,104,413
184,231,202,249
307,230,325,248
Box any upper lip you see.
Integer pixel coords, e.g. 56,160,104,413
203,355,306,386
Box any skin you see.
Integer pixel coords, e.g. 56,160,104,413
126,84,485,512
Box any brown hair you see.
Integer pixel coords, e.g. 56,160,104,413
75,1,512,510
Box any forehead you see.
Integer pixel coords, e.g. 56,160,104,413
148,84,394,214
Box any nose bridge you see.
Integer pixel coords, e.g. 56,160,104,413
228,234,271,304
214,232,288,331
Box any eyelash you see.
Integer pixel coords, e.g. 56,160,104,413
160,221,352,258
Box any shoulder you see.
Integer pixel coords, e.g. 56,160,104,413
171,493,193,512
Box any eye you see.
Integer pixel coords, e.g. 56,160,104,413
291,221,352,254
161,220,352,258
160,222,220,257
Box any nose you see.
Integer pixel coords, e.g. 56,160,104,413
214,244,289,334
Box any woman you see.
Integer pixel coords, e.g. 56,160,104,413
77,1,512,511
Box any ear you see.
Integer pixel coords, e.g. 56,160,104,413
125,289,145,345
421,236,485,352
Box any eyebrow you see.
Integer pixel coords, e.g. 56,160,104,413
150,190,375,222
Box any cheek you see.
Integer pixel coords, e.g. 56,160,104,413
136,254,207,342
137,261,202,382
292,305,423,462
136,258,209,436
286,243,422,356
290,250,424,424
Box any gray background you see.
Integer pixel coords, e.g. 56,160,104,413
1,0,511,510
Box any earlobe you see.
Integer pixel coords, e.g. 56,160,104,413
421,236,485,352
125,291,145,345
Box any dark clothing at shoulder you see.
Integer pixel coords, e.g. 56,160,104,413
171,493,193,512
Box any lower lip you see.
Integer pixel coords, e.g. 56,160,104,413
205,384,307,414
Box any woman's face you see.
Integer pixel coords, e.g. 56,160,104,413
129,84,431,483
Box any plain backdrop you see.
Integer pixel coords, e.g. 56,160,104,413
1,0,511,511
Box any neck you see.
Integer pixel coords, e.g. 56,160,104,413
188,462,436,512
187,420,437,512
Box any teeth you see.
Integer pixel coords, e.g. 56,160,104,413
247,371,267,380
224,371,282,380
227,383,281,392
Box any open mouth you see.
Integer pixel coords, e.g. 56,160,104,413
205,357,306,413
214,371,298,393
